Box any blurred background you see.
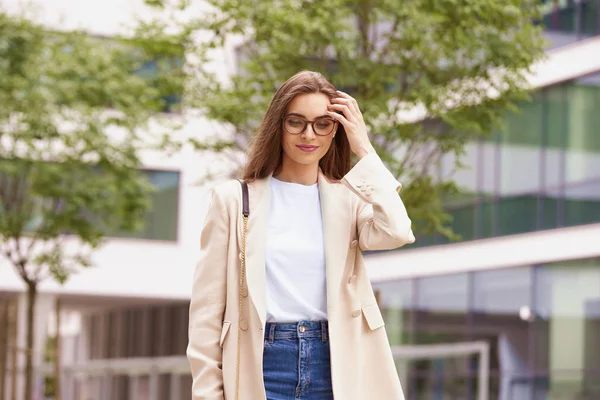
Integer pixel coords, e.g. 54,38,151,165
0,0,599,399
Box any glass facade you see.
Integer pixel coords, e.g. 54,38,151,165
86,303,189,360
425,72,600,246
111,169,180,241
134,58,184,113
541,0,600,48
95,36,184,113
82,302,191,400
374,257,600,400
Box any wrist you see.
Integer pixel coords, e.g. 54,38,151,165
355,143,376,160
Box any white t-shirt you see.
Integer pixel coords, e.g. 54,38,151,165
265,177,328,323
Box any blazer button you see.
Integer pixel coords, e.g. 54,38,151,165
348,275,357,284
352,310,361,318
240,319,249,331
350,240,358,249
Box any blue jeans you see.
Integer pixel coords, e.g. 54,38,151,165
262,321,333,400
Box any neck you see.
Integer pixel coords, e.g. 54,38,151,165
274,159,319,185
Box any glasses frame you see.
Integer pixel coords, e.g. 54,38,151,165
282,115,338,136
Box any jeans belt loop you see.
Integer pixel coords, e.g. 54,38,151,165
268,323,276,344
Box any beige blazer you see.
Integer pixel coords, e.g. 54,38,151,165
187,153,415,400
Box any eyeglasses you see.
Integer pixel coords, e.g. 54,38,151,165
282,115,337,136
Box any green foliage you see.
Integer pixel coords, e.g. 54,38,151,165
173,0,545,239
0,11,182,284
43,336,57,397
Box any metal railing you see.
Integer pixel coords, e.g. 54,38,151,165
25,341,491,400
391,341,490,400
37,356,191,400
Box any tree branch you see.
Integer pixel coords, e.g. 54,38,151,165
376,16,400,63
26,195,62,256
1,237,29,282
397,137,420,174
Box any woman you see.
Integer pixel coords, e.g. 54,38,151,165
187,71,415,400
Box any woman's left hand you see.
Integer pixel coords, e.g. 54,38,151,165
327,90,376,160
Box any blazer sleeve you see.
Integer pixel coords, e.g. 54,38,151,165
341,153,415,251
186,187,229,400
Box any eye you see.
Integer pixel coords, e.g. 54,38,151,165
287,118,304,127
315,119,334,129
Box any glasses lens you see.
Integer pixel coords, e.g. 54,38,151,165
284,117,306,134
314,118,335,135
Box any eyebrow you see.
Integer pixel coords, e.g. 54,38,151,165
286,112,331,119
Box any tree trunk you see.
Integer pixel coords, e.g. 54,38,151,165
9,297,19,400
54,297,62,400
0,300,8,399
24,282,37,400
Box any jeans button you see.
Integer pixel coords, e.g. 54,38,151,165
299,326,305,333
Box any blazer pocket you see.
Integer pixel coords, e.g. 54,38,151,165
219,321,231,348
361,303,385,331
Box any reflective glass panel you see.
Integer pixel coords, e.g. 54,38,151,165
473,267,533,399
534,258,600,399
112,170,180,241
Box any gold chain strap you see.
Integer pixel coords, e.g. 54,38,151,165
235,214,248,400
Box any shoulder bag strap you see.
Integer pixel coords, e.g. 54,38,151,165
235,179,249,400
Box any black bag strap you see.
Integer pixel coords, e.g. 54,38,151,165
239,179,249,217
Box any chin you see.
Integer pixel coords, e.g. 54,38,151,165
294,152,323,164
291,157,320,166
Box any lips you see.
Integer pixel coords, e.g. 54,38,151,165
296,145,319,152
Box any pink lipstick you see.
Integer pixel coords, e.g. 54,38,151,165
296,145,319,152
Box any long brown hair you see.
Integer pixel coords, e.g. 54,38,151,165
242,71,352,182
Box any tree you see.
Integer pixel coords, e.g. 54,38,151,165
155,0,545,238
0,11,184,399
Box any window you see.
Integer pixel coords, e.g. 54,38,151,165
133,57,184,113
472,267,533,399
111,170,180,241
534,258,600,399
421,73,600,246
373,258,600,399
89,35,184,114
540,0,600,43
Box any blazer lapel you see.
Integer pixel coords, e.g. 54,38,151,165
318,172,352,312
245,177,270,327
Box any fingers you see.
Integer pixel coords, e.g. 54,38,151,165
330,98,359,118
326,109,354,131
328,103,355,122
333,90,362,117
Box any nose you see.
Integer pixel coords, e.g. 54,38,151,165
302,124,316,139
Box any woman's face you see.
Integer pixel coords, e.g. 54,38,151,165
280,93,336,169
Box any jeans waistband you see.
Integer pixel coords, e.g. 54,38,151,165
264,320,329,343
